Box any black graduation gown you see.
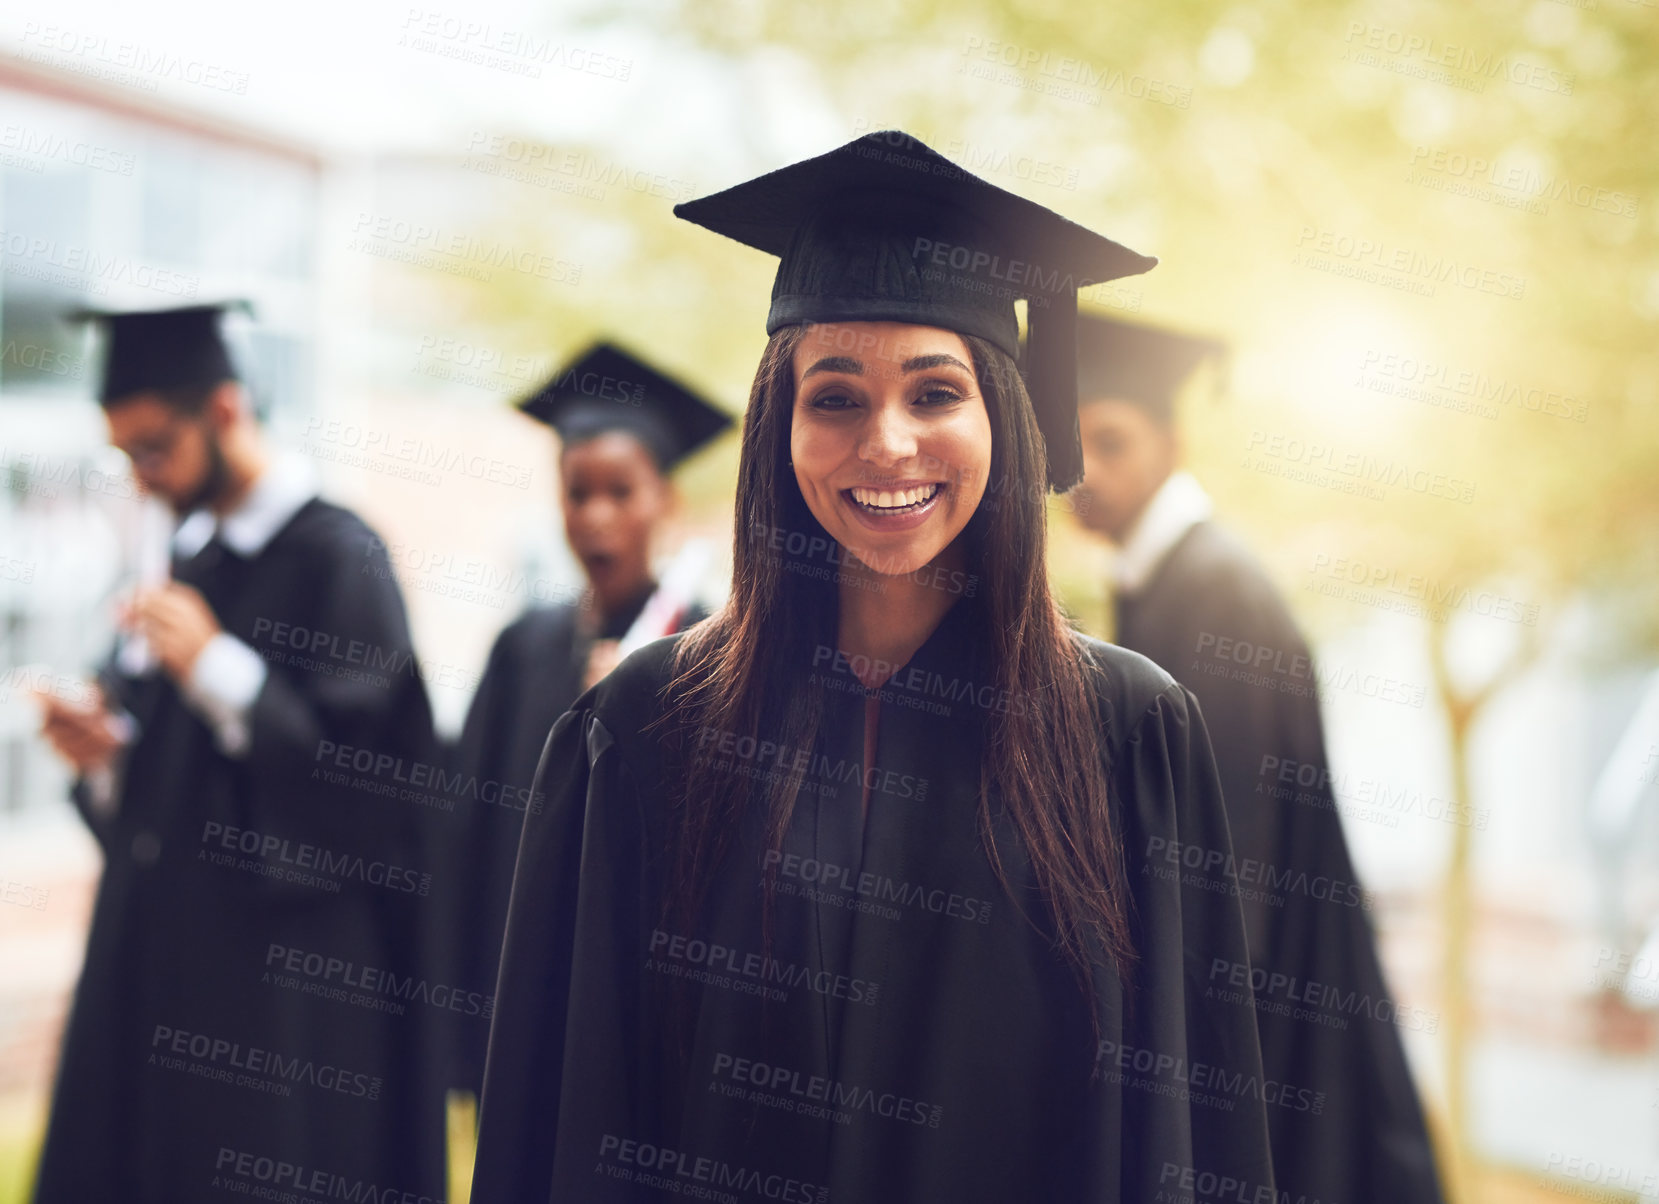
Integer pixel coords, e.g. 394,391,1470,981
1114,519,1444,1204
33,500,446,1204
472,596,1280,1203
435,592,708,1096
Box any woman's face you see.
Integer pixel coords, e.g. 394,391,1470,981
560,431,670,612
789,321,992,577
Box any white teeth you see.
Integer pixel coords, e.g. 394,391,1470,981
849,483,942,511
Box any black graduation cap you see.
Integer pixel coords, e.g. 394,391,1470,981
67,301,251,404
1076,312,1229,426
674,130,1158,490
517,341,733,472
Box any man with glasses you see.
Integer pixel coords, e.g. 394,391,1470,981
32,303,445,1202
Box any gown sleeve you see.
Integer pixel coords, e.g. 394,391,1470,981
470,702,652,1204
68,775,119,850
453,622,521,792
428,621,526,1092
63,666,153,850
232,516,434,854
1111,678,1281,1202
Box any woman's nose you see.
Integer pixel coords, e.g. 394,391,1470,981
856,401,919,467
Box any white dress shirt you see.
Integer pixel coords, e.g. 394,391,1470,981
1110,470,1213,597
172,455,319,757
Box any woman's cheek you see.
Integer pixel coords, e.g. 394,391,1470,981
936,431,992,506
791,426,843,503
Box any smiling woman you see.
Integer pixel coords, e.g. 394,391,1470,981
472,131,1281,1204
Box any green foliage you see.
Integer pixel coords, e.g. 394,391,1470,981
390,0,1659,650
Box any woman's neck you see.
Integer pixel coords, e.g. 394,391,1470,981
836,541,965,688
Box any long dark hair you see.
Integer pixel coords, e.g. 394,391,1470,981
661,324,1135,995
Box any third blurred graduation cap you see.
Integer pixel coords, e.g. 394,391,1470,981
517,342,733,473
67,301,252,405
674,131,1158,490
1076,312,1229,426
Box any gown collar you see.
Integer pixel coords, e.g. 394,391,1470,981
172,455,320,560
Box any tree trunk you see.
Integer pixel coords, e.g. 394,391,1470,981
1427,619,1540,1204
1438,686,1475,1204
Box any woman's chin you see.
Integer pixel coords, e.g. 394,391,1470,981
837,537,946,581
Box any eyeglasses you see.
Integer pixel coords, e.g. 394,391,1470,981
119,414,198,472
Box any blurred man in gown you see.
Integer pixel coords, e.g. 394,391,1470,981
34,303,443,1202
1071,311,1445,1204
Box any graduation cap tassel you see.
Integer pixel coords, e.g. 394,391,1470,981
1023,289,1083,492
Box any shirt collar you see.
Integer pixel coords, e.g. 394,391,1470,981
1111,470,1211,596
171,455,319,560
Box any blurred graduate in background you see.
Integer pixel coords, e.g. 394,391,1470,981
31,304,444,1201
1071,312,1445,1204
435,342,732,1105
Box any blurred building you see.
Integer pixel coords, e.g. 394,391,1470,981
0,52,321,1120
0,53,322,806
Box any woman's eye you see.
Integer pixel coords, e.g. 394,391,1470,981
917,387,964,407
807,391,856,411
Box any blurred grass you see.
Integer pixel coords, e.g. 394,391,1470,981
447,1089,476,1204
0,1092,473,1203
0,1094,42,1204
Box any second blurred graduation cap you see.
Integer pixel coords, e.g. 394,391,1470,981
518,342,733,472
1076,311,1228,426
674,131,1158,490
67,301,252,405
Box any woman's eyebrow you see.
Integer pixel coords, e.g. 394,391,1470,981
901,353,972,374
801,356,864,378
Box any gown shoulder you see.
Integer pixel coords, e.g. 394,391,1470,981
1150,521,1310,653
1069,630,1198,743
490,601,584,656
579,630,688,724
269,496,379,554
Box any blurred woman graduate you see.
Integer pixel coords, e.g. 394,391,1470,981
436,344,732,1099
471,132,1281,1203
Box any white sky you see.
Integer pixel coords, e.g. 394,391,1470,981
1,0,847,173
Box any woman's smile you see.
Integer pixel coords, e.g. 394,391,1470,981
841,479,947,528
